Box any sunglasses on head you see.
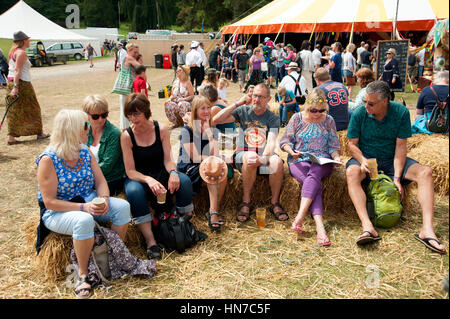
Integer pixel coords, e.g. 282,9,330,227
309,108,327,113
90,112,109,120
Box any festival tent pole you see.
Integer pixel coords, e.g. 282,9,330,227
274,23,285,43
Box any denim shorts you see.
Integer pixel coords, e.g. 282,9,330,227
346,157,419,186
233,151,281,175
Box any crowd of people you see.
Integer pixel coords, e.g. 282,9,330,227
1,31,448,299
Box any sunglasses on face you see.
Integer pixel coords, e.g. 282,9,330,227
309,108,327,113
90,112,108,120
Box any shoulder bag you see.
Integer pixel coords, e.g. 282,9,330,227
425,86,449,133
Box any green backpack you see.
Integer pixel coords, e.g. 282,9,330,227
365,173,403,228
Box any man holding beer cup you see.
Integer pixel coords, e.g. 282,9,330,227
345,81,446,254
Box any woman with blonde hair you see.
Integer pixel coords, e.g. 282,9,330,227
177,96,227,231
6,31,50,145
280,88,341,247
36,109,131,298
83,94,125,195
343,43,357,98
164,65,195,129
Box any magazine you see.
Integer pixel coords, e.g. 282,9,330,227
303,152,343,165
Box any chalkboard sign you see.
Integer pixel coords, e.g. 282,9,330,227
376,40,410,92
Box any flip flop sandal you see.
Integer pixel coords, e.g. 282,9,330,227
356,231,381,246
291,222,303,234
37,133,50,140
237,202,252,222
74,277,93,299
269,203,289,221
206,211,224,231
414,234,447,255
317,235,331,247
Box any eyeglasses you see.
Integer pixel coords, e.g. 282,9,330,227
127,111,143,119
84,122,89,130
89,112,109,120
252,94,269,99
309,109,327,113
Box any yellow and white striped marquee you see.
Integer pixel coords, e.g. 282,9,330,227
222,0,449,34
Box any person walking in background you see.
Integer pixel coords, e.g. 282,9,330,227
234,46,250,93
86,43,97,68
209,44,221,71
417,47,425,77
177,44,186,66
198,42,207,87
186,41,203,95
171,44,179,81
379,48,402,100
116,42,127,70
275,43,285,87
6,31,50,145
329,42,343,83
299,40,314,92
356,41,365,70
343,43,357,100
360,44,372,69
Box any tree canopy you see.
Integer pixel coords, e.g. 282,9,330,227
0,0,271,32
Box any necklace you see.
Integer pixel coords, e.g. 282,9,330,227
63,156,85,173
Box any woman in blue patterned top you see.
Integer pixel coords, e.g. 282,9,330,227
280,88,341,247
36,109,131,299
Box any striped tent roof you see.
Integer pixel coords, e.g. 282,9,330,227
222,0,449,34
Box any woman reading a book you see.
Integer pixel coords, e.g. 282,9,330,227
280,88,341,246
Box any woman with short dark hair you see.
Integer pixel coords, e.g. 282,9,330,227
121,93,194,260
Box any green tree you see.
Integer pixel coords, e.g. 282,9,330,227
83,0,118,28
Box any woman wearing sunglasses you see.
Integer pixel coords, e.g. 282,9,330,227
280,88,341,247
83,95,125,195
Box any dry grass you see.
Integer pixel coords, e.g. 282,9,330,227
0,59,448,299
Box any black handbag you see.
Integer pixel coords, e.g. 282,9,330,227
152,208,207,253
425,86,449,133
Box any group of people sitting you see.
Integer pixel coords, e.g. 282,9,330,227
35,69,446,297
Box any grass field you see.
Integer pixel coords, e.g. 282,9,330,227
0,38,13,56
0,59,447,299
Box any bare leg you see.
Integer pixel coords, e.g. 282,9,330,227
111,223,128,242
293,197,313,227
73,237,94,297
136,222,157,248
346,165,378,239
404,164,445,252
268,155,284,206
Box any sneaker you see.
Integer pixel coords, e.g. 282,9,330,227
147,245,161,260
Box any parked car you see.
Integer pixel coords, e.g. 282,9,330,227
26,41,69,67
46,42,85,60
127,32,138,39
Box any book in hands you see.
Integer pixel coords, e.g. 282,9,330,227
303,152,343,165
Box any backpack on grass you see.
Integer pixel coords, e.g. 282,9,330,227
365,173,403,228
152,208,207,254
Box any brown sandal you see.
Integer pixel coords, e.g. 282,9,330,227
237,202,252,222
270,203,289,221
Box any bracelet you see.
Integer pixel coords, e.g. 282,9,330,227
234,102,239,108
13,84,19,89
102,195,110,200
393,176,401,180
170,170,178,175
80,203,84,212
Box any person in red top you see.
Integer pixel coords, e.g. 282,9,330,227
133,65,148,98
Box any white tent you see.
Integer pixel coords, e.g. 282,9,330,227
0,0,101,56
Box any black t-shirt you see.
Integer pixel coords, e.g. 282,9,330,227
235,53,250,70
360,50,371,65
209,49,220,65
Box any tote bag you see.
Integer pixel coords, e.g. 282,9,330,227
112,64,132,95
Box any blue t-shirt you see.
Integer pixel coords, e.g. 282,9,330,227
330,53,342,83
416,85,449,114
317,80,349,131
276,90,296,105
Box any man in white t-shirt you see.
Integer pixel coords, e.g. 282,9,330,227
417,48,425,77
186,41,203,94
312,44,322,70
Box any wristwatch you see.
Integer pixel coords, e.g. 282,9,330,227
13,83,19,89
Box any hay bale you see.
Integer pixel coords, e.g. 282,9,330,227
337,130,351,158
24,211,145,282
407,134,449,196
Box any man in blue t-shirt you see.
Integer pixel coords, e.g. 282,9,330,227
415,70,449,117
345,81,446,254
314,67,349,130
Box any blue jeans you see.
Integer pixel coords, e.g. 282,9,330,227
42,191,131,241
279,103,298,124
124,172,194,225
276,65,284,85
418,65,424,77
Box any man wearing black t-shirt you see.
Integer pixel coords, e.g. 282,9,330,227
234,46,250,92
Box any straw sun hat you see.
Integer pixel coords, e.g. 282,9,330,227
199,156,227,185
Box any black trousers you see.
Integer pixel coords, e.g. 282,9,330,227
190,66,203,93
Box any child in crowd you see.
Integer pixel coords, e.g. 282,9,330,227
277,86,298,127
133,65,148,98
217,77,229,104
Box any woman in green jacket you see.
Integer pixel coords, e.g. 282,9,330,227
83,94,125,195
